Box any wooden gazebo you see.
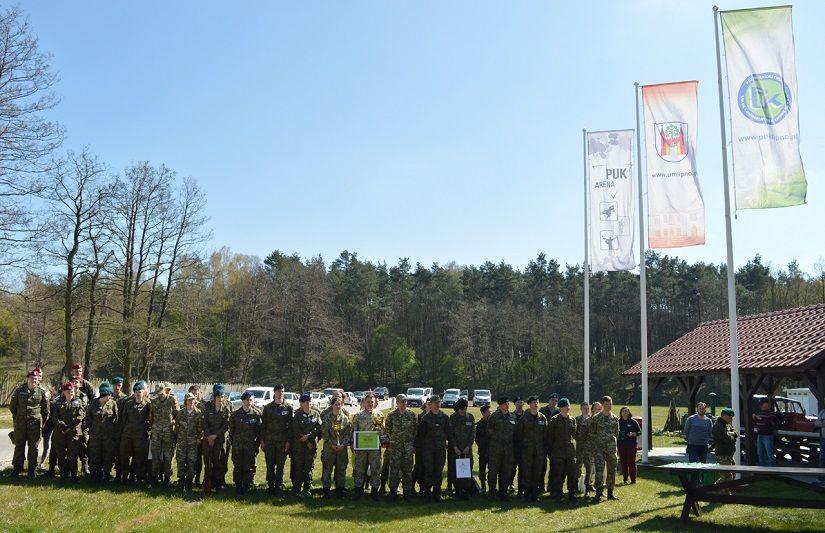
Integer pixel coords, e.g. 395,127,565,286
624,303,825,464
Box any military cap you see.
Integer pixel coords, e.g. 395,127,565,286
497,396,509,405
480,405,490,413
455,398,468,410
112,377,124,384
163,382,172,390
99,382,113,396
184,392,196,401
720,408,735,417
429,394,441,403
526,395,539,403
514,396,524,402
154,382,165,393
212,383,225,397
26,370,35,377
61,382,74,391
274,383,284,391
71,362,83,370
557,397,570,408
396,393,407,402
241,391,253,401
548,393,558,400
300,392,311,403
133,381,146,392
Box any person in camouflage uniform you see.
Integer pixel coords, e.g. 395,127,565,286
511,396,526,497
589,395,620,501
70,363,95,476
86,382,119,482
418,395,450,502
539,393,559,493
448,398,475,500
575,402,593,495
149,382,178,486
516,395,547,502
487,397,516,501
230,391,263,495
9,370,49,478
51,382,86,481
413,402,430,493
261,384,293,495
119,381,151,484
475,405,491,494
385,393,418,502
110,377,128,480
291,392,321,496
202,383,232,492
187,384,205,485
547,398,578,502
351,393,383,501
321,397,352,498
175,392,203,491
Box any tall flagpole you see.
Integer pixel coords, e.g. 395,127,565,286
583,128,590,405
714,5,742,465
634,83,650,464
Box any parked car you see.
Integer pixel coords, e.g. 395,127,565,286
752,394,817,432
228,391,243,411
373,386,389,400
406,387,431,407
472,389,492,407
311,392,330,411
323,387,344,400
343,391,358,407
283,392,300,410
459,389,469,401
354,391,366,403
441,388,461,408
243,386,275,408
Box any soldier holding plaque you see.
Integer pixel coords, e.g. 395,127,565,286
321,397,352,499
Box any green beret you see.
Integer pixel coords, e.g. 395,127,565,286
720,408,735,417
213,383,225,397
112,377,124,385
133,381,146,392
557,397,570,408
99,382,113,396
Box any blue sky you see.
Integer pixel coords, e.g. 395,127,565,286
23,1,824,274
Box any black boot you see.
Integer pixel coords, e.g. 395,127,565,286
594,488,603,502
433,488,443,502
499,489,509,502
388,490,398,502
10,468,20,478
323,488,331,499
402,491,414,502
371,490,381,502
607,488,618,500
353,487,363,500
336,488,345,499
584,484,593,496
27,467,37,479
568,492,577,502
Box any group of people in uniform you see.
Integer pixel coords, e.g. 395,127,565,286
8,365,630,503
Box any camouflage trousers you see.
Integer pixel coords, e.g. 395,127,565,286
176,441,199,481
550,456,578,496
150,427,175,478
53,432,81,478
88,434,116,480
232,444,258,489
290,441,316,490
388,444,415,493
11,419,41,473
353,449,381,491
321,445,349,490
716,455,735,484
264,440,289,488
120,432,149,481
593,446,618,490
576,450,594,487
522,445,546,496
488,446,513,495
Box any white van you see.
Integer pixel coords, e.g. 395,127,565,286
406,386,432,407
243,386,275,408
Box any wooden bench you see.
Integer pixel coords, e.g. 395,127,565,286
656,463,825,522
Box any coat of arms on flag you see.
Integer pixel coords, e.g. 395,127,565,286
655,122,688,162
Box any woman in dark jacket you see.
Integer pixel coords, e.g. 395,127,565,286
618,407,641,484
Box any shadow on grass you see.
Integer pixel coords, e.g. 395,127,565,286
629,515,792,533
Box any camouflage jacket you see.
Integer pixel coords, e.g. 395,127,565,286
487,409,517,452
201,399,232,439
175,406,203,447
86,397,118,439
517,410,548,452
588,412,619,451
448,412,476,451
574,414,590,455
149,394,179,432
546,413,577,458
229,406,263,449
119,396,151,437
384,408,417,450
52,396,86,438
418,410,450,449
262,401,293,443
9,384,49,424
321,410,352,448
292,408,321,447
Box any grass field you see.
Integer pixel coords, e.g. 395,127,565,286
2,402,821,532
0,410,11,429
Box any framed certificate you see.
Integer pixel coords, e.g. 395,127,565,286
354,431,380,450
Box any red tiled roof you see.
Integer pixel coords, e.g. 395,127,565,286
624,303,825,376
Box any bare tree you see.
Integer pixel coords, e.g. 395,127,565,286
0,7,62,279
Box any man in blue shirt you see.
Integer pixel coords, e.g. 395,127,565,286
682,402,712,463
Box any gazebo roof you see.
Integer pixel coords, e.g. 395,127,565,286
623,303,825,377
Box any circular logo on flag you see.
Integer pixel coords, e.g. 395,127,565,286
737,72,792,125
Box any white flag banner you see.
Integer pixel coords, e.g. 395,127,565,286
721,6,806,209
587,130,636,272
642,81,705,248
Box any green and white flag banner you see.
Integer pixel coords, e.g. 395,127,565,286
586,130,636,272
721,6,806,209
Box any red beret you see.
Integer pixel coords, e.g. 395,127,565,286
71,363,83,370
33,367,42,375
27,371,35,377
61,382,74,391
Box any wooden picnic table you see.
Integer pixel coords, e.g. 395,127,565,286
656,463,825,522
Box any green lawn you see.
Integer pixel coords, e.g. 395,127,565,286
1,403,820,532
